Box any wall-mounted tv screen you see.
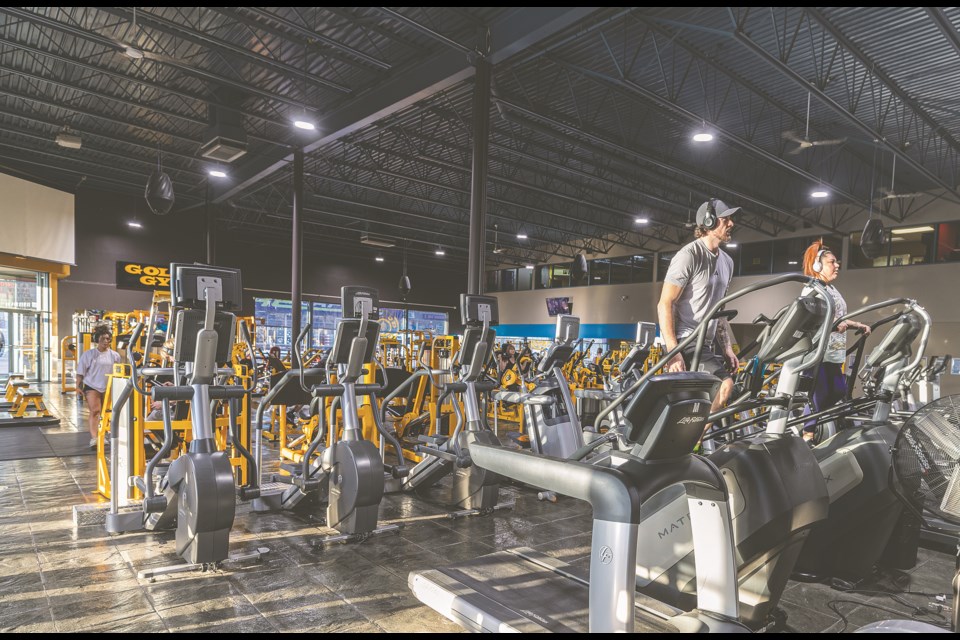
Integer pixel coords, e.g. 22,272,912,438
546,296,573,317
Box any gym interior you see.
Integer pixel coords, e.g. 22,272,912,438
0,6,959,634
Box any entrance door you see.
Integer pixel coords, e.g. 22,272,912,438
1,310,42,382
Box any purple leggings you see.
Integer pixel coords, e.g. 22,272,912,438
804,362,847,433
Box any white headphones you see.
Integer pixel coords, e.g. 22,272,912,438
812,248,827,273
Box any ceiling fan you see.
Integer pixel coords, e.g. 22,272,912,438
492,223,505,254
879,154,924,200
782,92,846,155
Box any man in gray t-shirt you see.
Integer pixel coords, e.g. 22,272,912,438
657,198,741,425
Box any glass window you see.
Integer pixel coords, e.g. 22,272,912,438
254,298,311,355
550,263,572,288
738,242,771,276
937,222,960,263
889,226,935,266
631,255,654,282
312,301,340,350
516,265,534,290
408,310,447,335
535,265,550,289
849,230,890,268
657,252,676,281
609,256,632,284
723,244,742,276
485,270,500,293
772,237,810,273
501,269,517,292
589,258,610,285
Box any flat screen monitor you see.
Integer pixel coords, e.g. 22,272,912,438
170,263,242,312
636,321,656,347
173,309,235,364
460,294,499,326
341,286,379,320
554,314,580,343
546,296,572,317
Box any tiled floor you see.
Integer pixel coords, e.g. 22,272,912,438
0,382,954,633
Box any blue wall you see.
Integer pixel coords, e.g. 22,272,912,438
496,323,638,340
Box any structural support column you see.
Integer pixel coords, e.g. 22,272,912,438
291,147,304,351
467,33,492,295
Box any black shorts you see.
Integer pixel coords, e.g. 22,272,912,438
82,384,103,395
681,346,732,381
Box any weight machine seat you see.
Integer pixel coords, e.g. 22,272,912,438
573,388,619,401
492,390,555,406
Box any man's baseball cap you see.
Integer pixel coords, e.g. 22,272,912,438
696,199,741,226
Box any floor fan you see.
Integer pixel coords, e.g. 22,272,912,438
858,394,960,633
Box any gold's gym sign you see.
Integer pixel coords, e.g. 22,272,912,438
116,261,170,291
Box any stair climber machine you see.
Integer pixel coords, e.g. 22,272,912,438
105,263,268,580
579,274,835,631
574,321,656,442
408,356,750,629
379,294,507,518
252,286,408,545
792,299,932,577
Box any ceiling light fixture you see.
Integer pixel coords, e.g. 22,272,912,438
891,225,934,235
635,217,649,224
55,130,82,149
435,248,445,256
124,45,144,60
293,119,316,131
726,243,738,248
516,232,527,240
524,264,534,269
788,260,798,265
375,255,384,262
127,220,143,229
811,190,829,198
208,169,227,178
692,132,714,142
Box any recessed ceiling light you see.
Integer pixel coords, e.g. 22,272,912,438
127,221,143,229
692,132,714,142
209,169,227,178
516,233,527,240
811,190,829,198
635,217,649,224
293,119,316,131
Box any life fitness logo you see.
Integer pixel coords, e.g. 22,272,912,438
116,261,170,291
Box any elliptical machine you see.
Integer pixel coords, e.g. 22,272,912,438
380,294,504,516
105,263,267,579
252,286,407,545
492,314,584,459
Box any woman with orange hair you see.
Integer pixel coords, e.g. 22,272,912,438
800,241,872,442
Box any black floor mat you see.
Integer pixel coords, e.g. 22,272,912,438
0,427,54,461
42,431,95,458
0,427,94,461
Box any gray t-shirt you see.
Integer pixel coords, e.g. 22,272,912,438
663,238,735,344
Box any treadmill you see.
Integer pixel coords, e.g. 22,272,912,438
409,370,749,633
